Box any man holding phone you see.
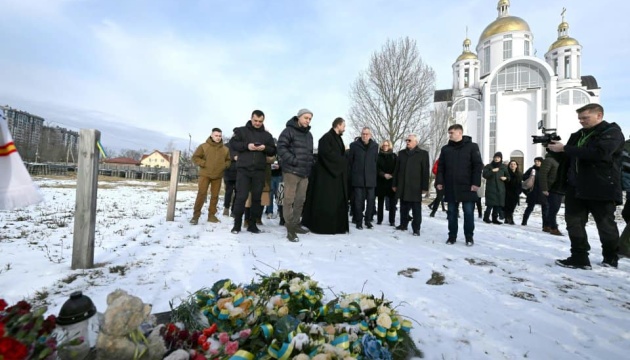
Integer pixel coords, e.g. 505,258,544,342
228,110,277,234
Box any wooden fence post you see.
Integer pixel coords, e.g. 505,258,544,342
72,129,100,269
166,150,181,221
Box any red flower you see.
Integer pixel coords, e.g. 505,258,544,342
0,299,7,311
0,337,29,360
193,353,206,360
203,323,218,337
167,323,178,334
201,341,210,351
218,332,229,344
197,334,207,345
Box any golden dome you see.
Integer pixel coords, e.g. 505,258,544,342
548,37,580,51
557,21,569,31
456,52,478,62
497,0,510,8
463,38,471,47
479,16,531,43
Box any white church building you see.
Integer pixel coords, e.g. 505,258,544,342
434,0,600,166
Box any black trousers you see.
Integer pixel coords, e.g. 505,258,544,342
430,187,446,211
564,187,619,261
223,180,236,210
353,187,376,224
233,169,265,223
377,194,397,224
400,201,422,232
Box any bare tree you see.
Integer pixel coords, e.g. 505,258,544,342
119,148,146,160
426,103,451,163
348,37,436,150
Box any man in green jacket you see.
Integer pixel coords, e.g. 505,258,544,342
190,128,231,224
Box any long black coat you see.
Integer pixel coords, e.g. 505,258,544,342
302,129,349,234
393,147,430,202
436,136,483,203
277,117,314,178
482,162,510,207
505,169,522,207
376,150,397,197
523,165,545,205
558,121,625,204
348,138,378,188
229,121,276,172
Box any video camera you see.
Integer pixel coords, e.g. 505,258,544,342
531,127,561,146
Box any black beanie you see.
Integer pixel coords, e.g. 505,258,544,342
494,152,503,160
534,157,544,162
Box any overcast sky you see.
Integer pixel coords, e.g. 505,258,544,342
1,0,628,152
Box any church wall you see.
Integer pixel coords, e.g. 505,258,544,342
495,90,539,164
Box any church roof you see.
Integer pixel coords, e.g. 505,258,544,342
580,75,599,90
479,16,530,43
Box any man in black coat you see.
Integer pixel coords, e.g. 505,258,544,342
228,110,277,234
436,124,483,246
548,103,625,269
222,129,238,217
302,117,349,234
348,127,379,229
393,134,430,236
277,108,314,242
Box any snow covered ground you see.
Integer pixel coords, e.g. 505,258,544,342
1,176,629,359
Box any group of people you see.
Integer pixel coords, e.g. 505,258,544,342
189,103,627,270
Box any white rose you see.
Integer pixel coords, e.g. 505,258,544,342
376,313,392,329
359,298,376,312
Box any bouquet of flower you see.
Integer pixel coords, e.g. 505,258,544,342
166,271,423,360
0,299,57,360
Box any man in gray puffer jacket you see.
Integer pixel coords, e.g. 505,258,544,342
277,109,314,242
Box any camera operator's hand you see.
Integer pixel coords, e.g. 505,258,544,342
547,141,565,152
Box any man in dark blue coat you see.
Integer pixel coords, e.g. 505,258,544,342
277,109,314,242
228,110,277,234
548,103,625,269
348,127,379,229
436,124,483,246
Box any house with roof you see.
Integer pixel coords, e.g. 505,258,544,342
140,150,172,169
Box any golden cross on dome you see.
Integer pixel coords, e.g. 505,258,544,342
561,7,566,22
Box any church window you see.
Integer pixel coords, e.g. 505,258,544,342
558,91,570,105
464,68,470,87
572,90,589,105
524,34,530,39
503,40,512,60
553,58,558,76
524,40,530,56
564,57,571,78
483,46,490,73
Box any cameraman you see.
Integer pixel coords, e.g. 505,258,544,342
547,103,625,269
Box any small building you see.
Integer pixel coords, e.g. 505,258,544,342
103,157,141,166
140,150,171,169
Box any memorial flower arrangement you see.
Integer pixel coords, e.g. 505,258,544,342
165,270,423,360
0,299,57,360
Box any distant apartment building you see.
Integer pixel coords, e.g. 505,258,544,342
39,126,79,162
1,105,44,161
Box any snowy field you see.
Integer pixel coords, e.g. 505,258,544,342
1,176,629,360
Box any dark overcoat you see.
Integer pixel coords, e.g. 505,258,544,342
557,121,625,204
505,169,522,207
393,147,430,202
302,129,349,234
348,138,378,188
436,136,483,203
523,165,545,205
229,121,276,172
376,150,397,197
482,162,510,207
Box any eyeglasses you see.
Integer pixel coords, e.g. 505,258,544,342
405,139,412,142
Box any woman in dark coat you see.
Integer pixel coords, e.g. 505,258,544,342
376,140,397,226
482,152,510,224
302,119,349,234
522,157,548,226
504,160,522,225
